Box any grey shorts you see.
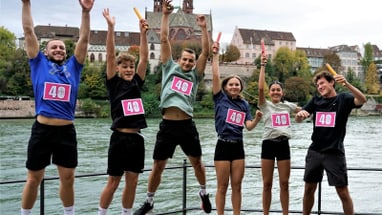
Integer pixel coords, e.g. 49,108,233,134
304,149,348,187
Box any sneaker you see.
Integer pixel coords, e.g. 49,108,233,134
199,191,212,213
133,201,153,215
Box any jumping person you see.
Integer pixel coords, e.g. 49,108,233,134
20,0,94,214
134,0,211,214
97,8,149,215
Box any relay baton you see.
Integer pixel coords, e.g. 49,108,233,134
325,63,337,76
216,32,222,43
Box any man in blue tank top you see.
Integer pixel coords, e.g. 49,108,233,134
20,0,94,214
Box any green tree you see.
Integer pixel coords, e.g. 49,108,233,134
79,63,107,99
272,47,294,82
321,52,342,74
223,44,240,62
284,76,310,103
360,42,373,73
0,27,17,95
365,63,380,94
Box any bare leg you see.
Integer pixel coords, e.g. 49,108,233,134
21,169,45,209
277,159,290,215
230,159,244,215
214,161,230,215
57,166,75,207
335,186,354,215
99,175,122,209
122,172,139,208
147,159,167,193
303,182,317,215
261,159,275,215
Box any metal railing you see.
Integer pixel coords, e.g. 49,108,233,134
1,160,381,215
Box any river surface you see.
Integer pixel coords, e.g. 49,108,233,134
1,117,381,214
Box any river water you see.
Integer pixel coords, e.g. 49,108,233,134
0,117,381,214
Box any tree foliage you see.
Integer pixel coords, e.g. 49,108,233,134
223,44,240,62
365,63,380,94
360,42,373,73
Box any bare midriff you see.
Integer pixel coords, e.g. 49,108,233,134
116,128,141,133
37,115,73,126
162,107,191,120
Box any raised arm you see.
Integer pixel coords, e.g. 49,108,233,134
245,110,263,131
21,0,39,59
195,15,209,76
102,8,116,80
160,0,173,64
258,54,268,106
211,41,221,95
136,19,149,81
334,74,367,106
74,0,94,65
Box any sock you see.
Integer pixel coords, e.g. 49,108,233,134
63,206,75,215
121,208,132,215
98,206,107,215
20,208,32,215
146,192,155,205
199,185,207,195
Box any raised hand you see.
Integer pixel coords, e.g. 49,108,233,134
79,0,95,12
102,8,115,27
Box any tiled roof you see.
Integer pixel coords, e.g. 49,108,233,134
34,25,79,40
372,45,382,58
89,30,140,46
329,44,355,52
297,47,332,57
238,28,295,45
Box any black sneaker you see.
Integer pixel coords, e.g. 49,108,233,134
133,201,153,215
199,191,212,213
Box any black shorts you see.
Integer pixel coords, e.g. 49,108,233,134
214,139,244,161
153,119,202,160
304,149,348,187
261,136,290,161
107,131,145,176
26,120,77,170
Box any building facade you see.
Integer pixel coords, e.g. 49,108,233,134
231,26,296,64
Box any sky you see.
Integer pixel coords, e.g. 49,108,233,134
1,0,381,50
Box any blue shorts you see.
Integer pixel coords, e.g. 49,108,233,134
26,120,77,170
261,136,290,161
153,119,202,160
107,131,145,175
214,139,244,161
304,149,348,187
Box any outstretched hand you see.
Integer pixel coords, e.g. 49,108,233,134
102,8,115,27
162,0,174,14
196,15,206,28
139,19,149,32
79,0,95,12
212,42,220,55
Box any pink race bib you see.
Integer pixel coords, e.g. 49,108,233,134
43,82,71,102
121,98,145,116
225,108,245,127
315,112,336,127
271,113,291,127
170,76,193,96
